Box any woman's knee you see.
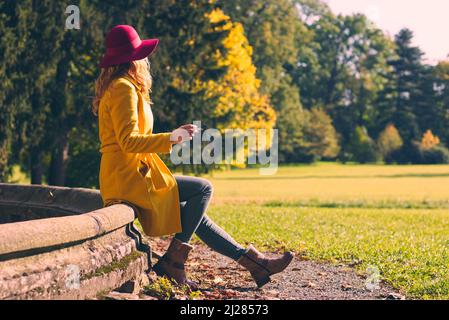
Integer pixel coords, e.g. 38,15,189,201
199,178,213,196
186,176,213,197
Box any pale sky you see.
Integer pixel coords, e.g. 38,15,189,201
326,0,449,64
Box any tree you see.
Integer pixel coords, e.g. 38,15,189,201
277,106,340,163
377,124,403,160
421,130,440,150
220,0,307,99
201,8,276,131
11,1,66,184
294,10,394,160
47,0,112,186
413,65,442,142
0,1,26,181
376,29,425,143
390,130,449,165
275,85,306,163
346,126,379,163
90,0,145,28
143,0,230,133
301,107,340,161
432,61,449,147
220,0,313,163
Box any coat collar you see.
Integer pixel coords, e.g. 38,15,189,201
123,75,141,90
122,75,152,103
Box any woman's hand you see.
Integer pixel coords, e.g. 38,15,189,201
170,124,199,144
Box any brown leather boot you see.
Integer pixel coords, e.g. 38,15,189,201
237,244,294,288
152,238,199,290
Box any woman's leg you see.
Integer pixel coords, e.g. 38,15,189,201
152,175,209,289
195,214,247,261
174,175,212,243
174,175,247,261
171,175,293,289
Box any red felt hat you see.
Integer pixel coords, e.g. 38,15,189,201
99,25,159,68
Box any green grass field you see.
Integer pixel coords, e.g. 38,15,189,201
203,163,449,299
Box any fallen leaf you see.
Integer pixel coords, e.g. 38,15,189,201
341,284,353,291
212,277,225,284
222,289,237,297
188,262,200,267
265,290,280,296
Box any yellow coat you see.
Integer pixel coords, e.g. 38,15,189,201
98,75,181,237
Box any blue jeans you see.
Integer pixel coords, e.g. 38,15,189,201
173,175,247,261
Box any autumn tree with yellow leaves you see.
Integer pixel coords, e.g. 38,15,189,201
197,9,277,168
202,9,276,131
377,124,403,158
421,130,440,150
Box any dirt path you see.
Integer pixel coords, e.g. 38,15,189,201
145,238,404,300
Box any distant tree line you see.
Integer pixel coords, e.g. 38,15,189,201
1,0,448,187
222,0,449,165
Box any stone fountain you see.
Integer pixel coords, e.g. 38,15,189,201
0,183,151,300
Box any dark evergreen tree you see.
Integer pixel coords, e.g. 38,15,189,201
9,1,66,184
377,29,424,143
0,1,25,181
433,62,449,147
47,0,105,186
414,65,441,139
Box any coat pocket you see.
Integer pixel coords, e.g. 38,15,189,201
137,159,155,193
137,159,150,177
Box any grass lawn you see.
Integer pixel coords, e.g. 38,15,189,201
200,163,449,299
208,163,449,207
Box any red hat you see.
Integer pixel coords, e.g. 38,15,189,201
99,25,159,68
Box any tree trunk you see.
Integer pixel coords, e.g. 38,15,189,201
30,146,43,185
48,133,69,186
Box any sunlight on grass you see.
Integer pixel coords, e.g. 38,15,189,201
193,163,449,299
208,163,449,205
205,205,449,300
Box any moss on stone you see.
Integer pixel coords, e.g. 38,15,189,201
81,251,144,281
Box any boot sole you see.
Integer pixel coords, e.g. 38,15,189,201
255,274,271,288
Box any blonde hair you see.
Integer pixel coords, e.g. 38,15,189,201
92,58,153,116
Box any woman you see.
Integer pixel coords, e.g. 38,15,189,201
93,25,293,290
